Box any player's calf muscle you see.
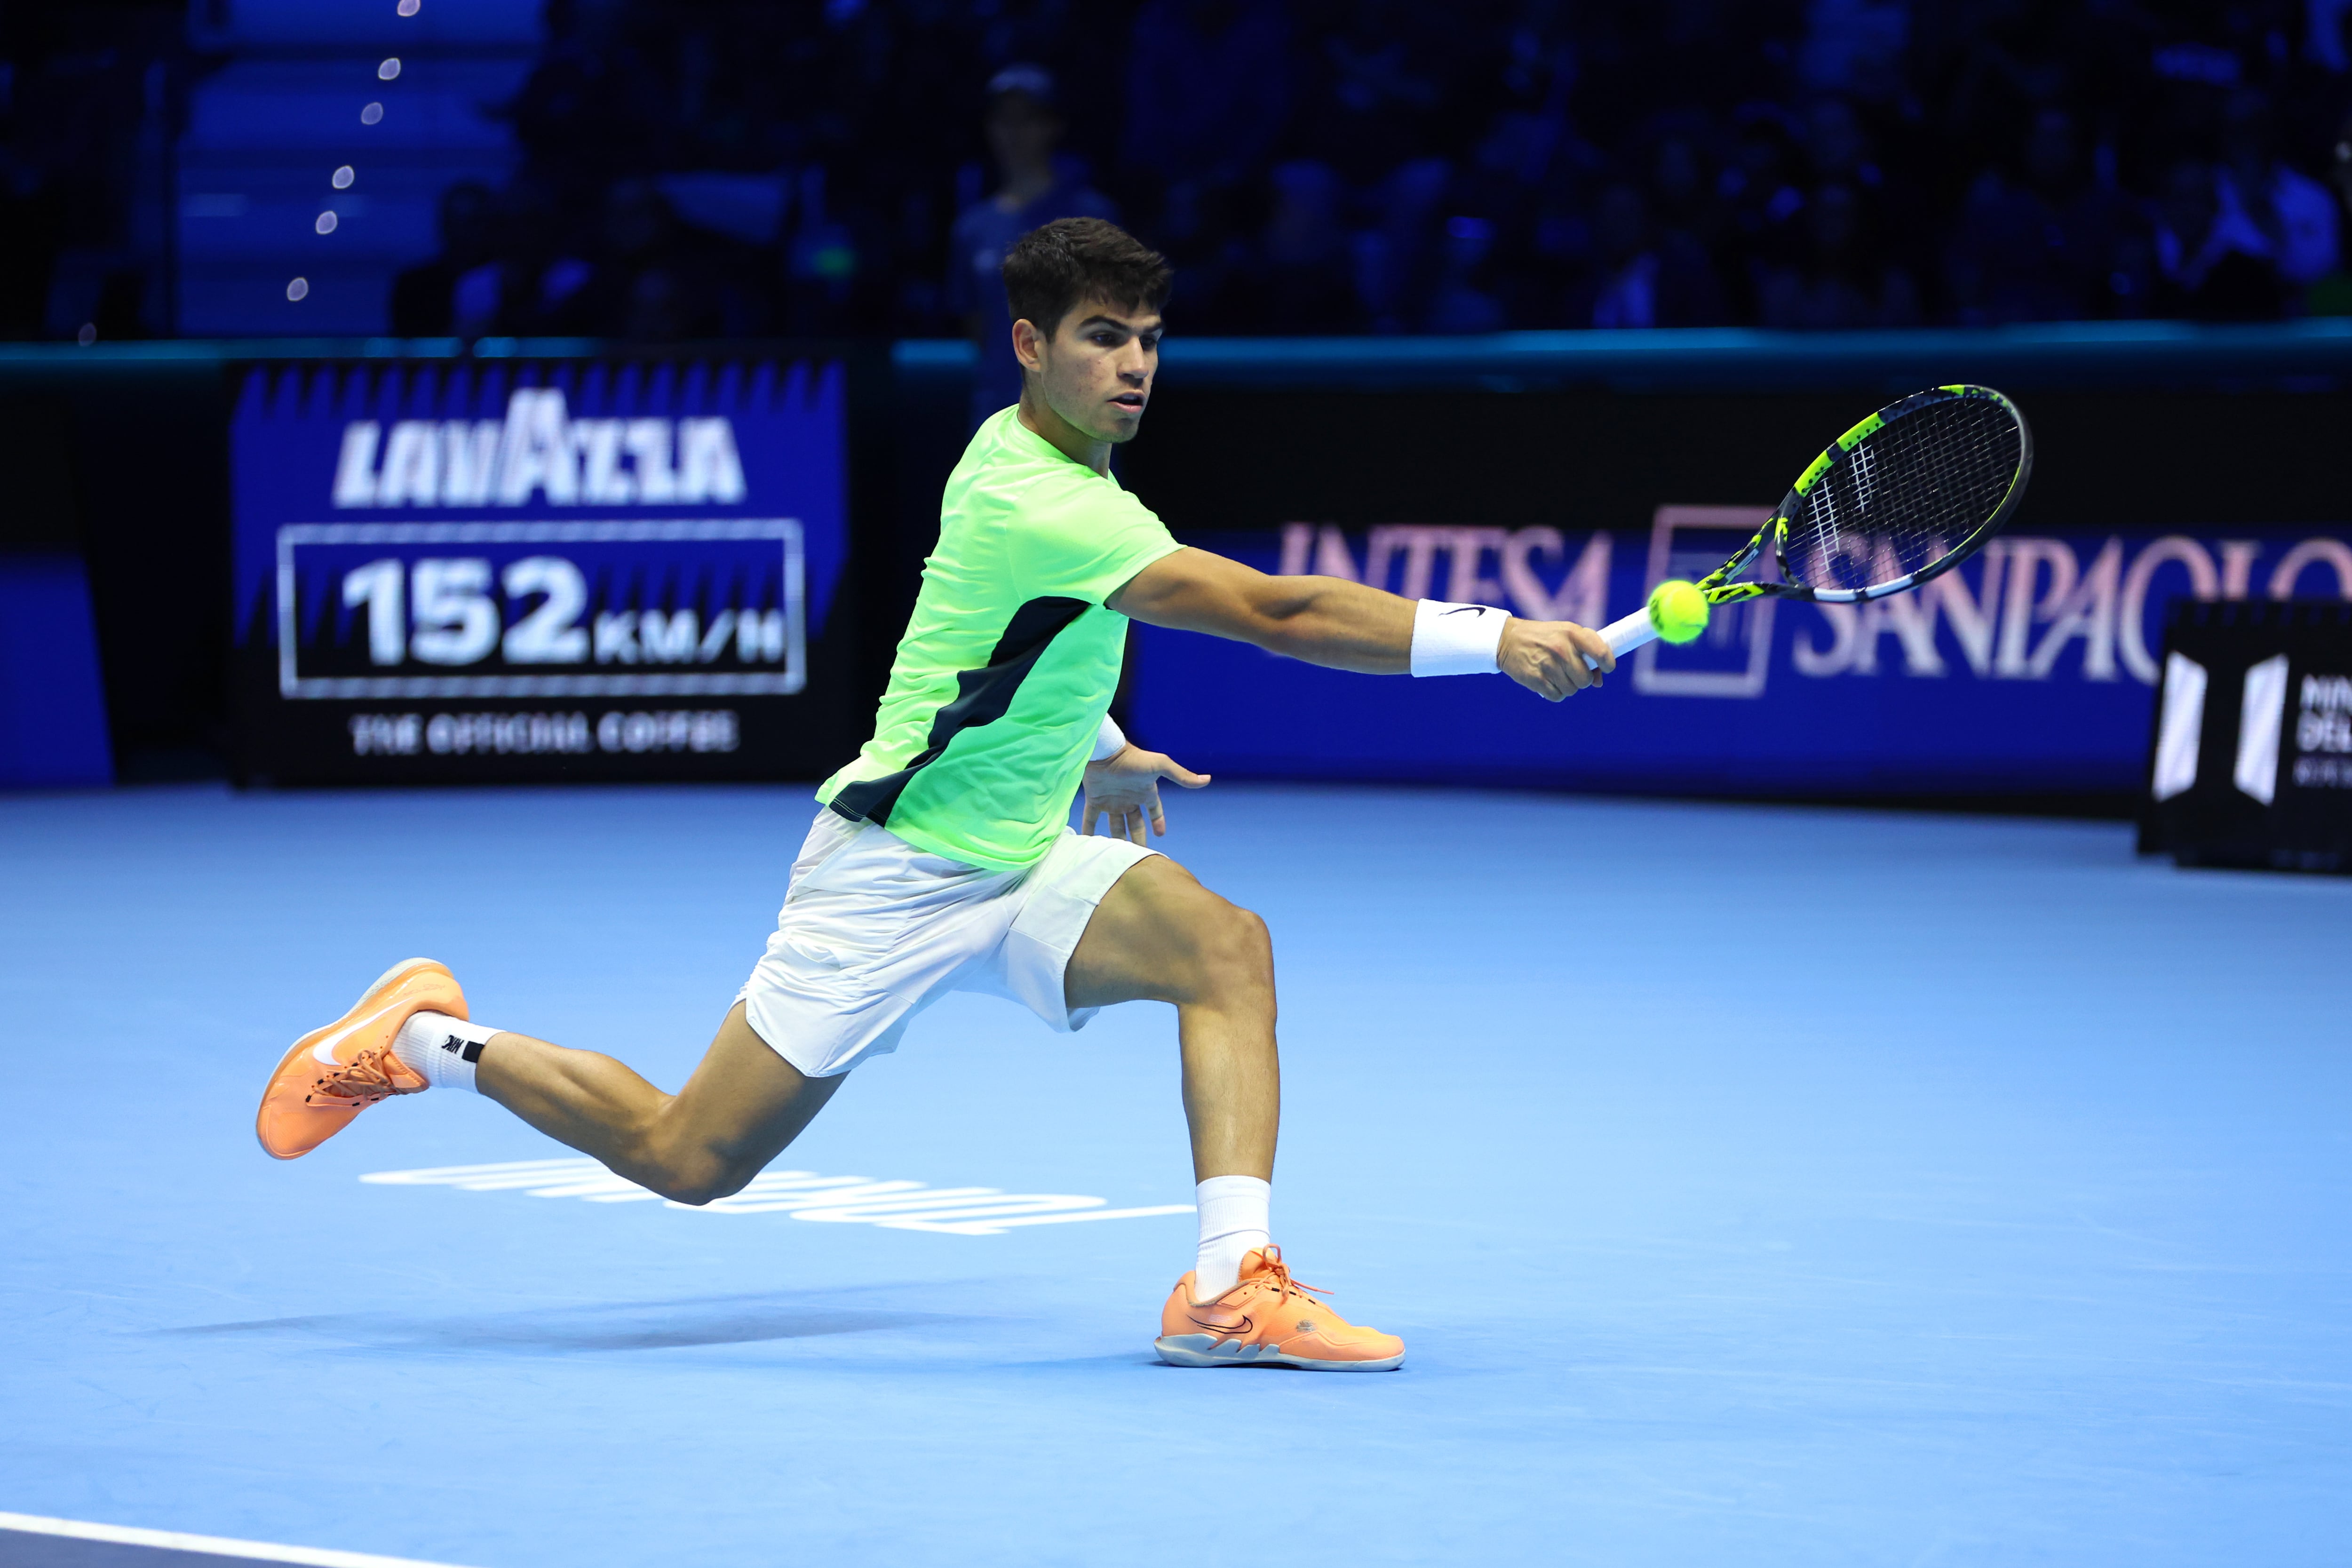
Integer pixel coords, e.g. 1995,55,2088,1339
475,1005,832,1206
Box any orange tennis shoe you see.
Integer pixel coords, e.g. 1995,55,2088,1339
255,958,466,1160
1155,1246,1405,1371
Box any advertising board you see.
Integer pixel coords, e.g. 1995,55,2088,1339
229,356,858,783
1130,516,2352,795
1119,388,2352,799
2143,602,2352,870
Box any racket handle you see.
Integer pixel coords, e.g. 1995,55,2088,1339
1585,607,1658,671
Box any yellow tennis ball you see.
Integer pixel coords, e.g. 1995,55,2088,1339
1648,579,1709,644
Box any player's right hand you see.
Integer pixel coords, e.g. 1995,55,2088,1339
1499,619,1613,702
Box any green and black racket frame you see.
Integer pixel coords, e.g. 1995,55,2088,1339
1592,384,2034,666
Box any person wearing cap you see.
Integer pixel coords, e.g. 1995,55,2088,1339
949,65,1118,432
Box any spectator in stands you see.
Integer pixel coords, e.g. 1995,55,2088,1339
1718,106,1809,314
1294,1,1444,184
1946,109,2148,322
1427,215,1506,334
2306,112,2352,313
1572,181,1728,328
1756,182,1921,328
1353,156,1454,334
1123,0,1293,233
2151,159,2287,320
948,65,1117,430
570,178,728,341
2214,90,2341,301
469,181,596,338
1232,159,1360,333
389,181,496,339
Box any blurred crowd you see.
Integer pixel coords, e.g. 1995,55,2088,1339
386,0,2352,350
7,0,2352,345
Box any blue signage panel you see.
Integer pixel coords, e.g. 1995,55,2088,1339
229,357,855,782
1129,513,2352,796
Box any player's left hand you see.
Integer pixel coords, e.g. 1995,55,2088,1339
1083,743,1210,844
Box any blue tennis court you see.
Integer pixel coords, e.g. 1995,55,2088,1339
4,781,2348,1567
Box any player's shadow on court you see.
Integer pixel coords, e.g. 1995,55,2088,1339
159,1289,971,1353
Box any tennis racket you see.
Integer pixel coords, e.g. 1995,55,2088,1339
1589,384,2033,666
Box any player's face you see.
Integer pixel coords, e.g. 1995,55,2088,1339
1033,299,1160,444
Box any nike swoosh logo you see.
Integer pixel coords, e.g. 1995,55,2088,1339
1189,1313,1252,1336
1438,606,1493,617
311,1041,349,1067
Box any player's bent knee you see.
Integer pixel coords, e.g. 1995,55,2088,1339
637,1153,758,1208
620,1132,762,1207
1195,900,1275,1003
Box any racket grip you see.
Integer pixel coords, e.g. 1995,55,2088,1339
1584,607,1657,671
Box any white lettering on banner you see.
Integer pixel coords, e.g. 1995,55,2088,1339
347,710,738,757
377,420,439,506
441,420,502,505
1368,525,1445,599
2298,674,2352,757
359,1157,1194,1236
639,608,698,663
496,388,577,505
331,390,745,509
332,422,381,507
575,419,630,503
2219,541,2262,600
1501,527,1611,625
2293,673,2352,788
1274,519,2352,692
276,519,806,700
421,710,597,756
2268,538,2352,599
2117,537,2220,684
2023,537,2123,681
626,418,678,501
594,708,740,753
348,711,421,755
678,418,748,502
499,557,590,663
1795,541,2009,678
1275,521,1609,624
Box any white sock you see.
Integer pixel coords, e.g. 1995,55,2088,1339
1193,1175,1271,1300
391,1011,499,1092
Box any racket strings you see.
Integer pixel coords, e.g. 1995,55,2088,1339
1789,397,2022,593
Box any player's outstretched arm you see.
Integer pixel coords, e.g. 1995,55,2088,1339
1109,546,1616,701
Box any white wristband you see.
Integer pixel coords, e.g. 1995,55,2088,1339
1090,714,1128,762
1410,600,1507,676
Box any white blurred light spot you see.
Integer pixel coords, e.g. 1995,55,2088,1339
378,57,401,80
361,102,383,124
397,0,421,13
333,166,355,189
77,323,97,346
316,210,339,234
287,278,310,302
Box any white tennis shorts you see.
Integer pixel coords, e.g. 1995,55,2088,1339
735,808,1161,1078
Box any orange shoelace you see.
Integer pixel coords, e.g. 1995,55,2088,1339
304,1045,425,1108
1246,1246,1331,1309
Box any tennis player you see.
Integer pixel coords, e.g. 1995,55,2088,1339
258,218,1614,1372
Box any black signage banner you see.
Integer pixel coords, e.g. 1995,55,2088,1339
229,356,864,784
2142,601,2352,872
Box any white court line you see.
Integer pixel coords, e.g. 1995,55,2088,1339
0,1512,477,1568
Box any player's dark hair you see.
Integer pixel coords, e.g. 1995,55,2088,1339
1001,217,1171,343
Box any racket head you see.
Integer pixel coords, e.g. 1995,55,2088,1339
1765,384,2032,604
